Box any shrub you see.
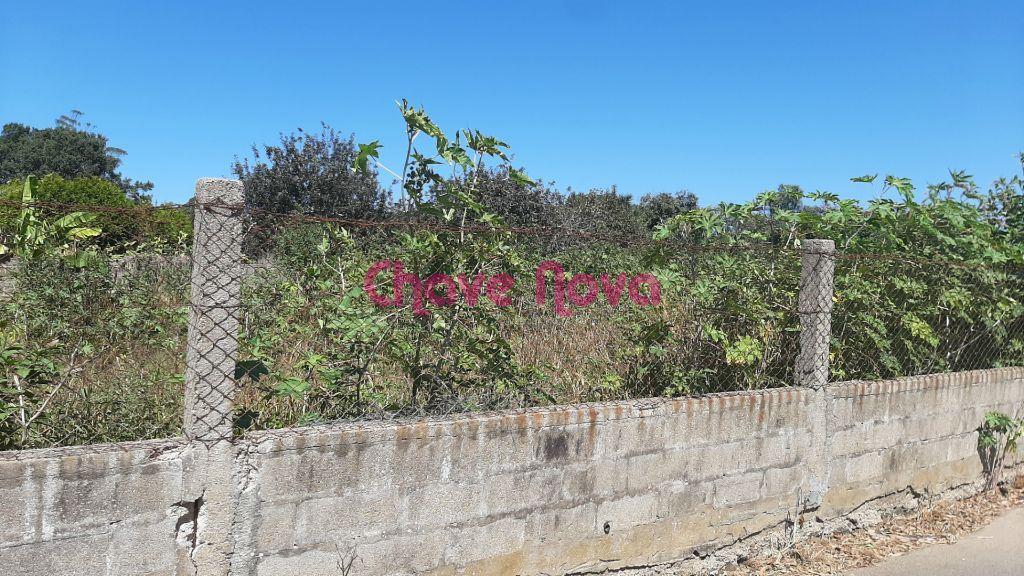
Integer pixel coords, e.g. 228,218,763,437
1,174,191,249
233,123,387,218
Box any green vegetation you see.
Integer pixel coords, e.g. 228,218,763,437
0,110,153,202
978,410,1023,489
0,176,101,262
1,174,191,249
0,111,187,250
1,103,1022,449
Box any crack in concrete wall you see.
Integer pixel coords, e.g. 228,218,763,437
172,494,203,575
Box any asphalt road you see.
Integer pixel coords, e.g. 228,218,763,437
848,507,1024,576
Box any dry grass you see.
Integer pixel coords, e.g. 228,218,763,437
727,477,1024,576
510,308,627,403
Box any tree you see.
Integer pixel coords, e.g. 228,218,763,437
232,124,386,218
638,190,698,230
978,156,1024,247
0,111,154,202
450,166,561,228
558,186,644,239
773,184,803,212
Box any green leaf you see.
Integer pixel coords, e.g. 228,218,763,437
353,140,382,172
850,174,878,183
652,225,672,241
235,359,269,382
66,227,101,240
275,378,310,399
725,335,763,366
885,175,915,201
509,168,534,187
901,313,939,347
22,175,36,203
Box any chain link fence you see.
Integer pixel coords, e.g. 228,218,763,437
832,252,1024,380
231,222,804,432
0,198,193,450
2,184,1022,449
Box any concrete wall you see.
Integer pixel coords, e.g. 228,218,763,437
0,438,189,576
1,368,1022,576
244,388,815,576
240,367,1024,575
825,369,1024,517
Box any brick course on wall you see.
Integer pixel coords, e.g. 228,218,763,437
2,368,1022,576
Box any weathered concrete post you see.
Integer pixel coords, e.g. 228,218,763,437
796,239,836,515
796,239,835,389
181,178,244,575
184,178,244,442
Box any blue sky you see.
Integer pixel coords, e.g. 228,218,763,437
2,0,1022,204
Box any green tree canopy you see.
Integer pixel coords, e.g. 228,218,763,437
0,111,153,202
638,190,698,231
232,123,387,218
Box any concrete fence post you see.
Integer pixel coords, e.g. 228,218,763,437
796,239,836,389
184,178,245,442
180,178,245,575
796,239,836,515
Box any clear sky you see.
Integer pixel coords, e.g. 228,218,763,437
2,0,1022,204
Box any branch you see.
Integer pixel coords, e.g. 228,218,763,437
26,347,85,429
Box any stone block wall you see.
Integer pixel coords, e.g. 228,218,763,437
824,368,1024,517
243,388,815,575
238,368,1023,575
0,439,188,576
1,368,1022,575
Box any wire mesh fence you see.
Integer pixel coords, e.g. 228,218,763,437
2,192,1022,449
832,252,1024,381
230,221,803,433
0,199,193,449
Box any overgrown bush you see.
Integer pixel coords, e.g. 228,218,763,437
978,410,1023,490
1,105,1022,448
0,254,187,449
232,123,387,219
1,174,191,248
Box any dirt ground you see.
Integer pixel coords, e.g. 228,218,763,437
724,476,1024,576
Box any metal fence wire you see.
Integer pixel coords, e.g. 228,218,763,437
832,253,1024,380
0,199,193,450
1,190,1022,449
